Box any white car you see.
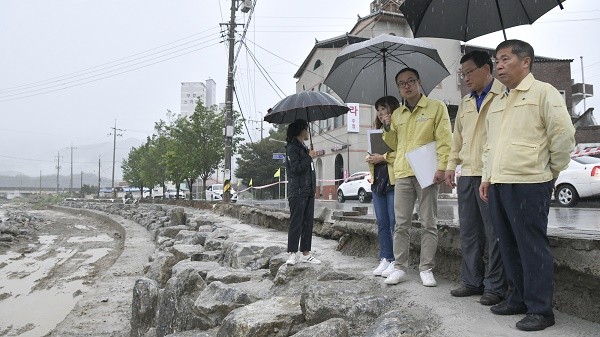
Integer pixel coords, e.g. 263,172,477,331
554,156,600,207
206,184,238,202
337,171,372,203
164,188,186,199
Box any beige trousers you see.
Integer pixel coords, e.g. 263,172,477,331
393,176,439,272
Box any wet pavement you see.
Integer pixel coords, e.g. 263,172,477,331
237,198,600,234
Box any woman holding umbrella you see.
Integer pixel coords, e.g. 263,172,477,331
285,119,321,265
367,96,399,276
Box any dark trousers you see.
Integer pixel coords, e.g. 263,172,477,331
488,182,554,316
457,176,505,296
287,196,315,252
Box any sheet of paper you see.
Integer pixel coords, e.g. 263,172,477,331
405,141,438,189
367,129,392,155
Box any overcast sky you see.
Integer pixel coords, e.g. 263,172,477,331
1,0,598,179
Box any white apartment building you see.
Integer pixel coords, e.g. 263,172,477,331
181,82,206,117
180,79,218,117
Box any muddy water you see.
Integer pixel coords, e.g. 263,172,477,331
0,209,121,337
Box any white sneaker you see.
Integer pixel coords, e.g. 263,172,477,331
380,261,396,277
384,269,408,285
420,269,437,287
372,258,391,276
286,252,298,265
298,254,321,264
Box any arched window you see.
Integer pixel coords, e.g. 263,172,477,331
313,59,322,70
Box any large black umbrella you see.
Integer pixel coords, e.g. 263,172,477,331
400,0,565,41
264,90,350,148
323,34,450,105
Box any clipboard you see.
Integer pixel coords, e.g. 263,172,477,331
367,129,392,155
405,141,438,189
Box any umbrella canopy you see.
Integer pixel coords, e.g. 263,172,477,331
323,34,450,105
400,0,565,42
264,91,349,124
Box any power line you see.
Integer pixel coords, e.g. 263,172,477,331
0,40,222,102
0,27,220,94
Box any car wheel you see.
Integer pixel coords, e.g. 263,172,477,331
555,184,579,207
358,189,368,203
337,190,345,203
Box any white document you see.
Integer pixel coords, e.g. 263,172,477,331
405,141,438,189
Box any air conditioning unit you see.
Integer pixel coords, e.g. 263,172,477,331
241,0,252,13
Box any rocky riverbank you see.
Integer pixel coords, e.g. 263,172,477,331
55,200,600,337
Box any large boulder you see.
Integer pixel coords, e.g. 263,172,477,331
170,244,205,261
164,328,219,337
145,252,178,287
193,281,259,328
169,207,187,227
172,260,220,280
223,242,286,270
156,225,190,239
131,278,160,337
217,296,305,337
155,268,208,337
205,267,269,285
363,309,438,337
175,230,210,245
290,318,348,337
300,283,390,325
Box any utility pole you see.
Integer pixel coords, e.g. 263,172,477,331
108,120,123,198
69,144,77,196
97,158,101,198
55,152,61,195
39,170,42,195
221,0,238,202
581,56,587,113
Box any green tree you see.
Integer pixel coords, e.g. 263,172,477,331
164,101,241,199
235,126,286,199
122,144,148,197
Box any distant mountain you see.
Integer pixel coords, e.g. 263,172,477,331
0,172,110,189
2,137,144,183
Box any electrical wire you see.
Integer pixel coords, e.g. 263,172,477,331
0,40,222,102
0,28,220,95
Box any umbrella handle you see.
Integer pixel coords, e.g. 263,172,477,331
308,122,314,150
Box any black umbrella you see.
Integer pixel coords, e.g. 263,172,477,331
400,0,565,41
323,34,450,105
264,91,350,148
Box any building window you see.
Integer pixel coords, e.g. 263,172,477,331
314,59,322,70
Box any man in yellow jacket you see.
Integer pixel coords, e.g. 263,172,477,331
445,50,506,306
381,67,452,287
479,40,575,332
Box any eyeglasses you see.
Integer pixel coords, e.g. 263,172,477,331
397,78,417,88
459,66,482,80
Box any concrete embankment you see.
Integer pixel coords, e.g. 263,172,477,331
54,200,600,337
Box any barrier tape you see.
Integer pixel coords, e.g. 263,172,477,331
236,177,351,193
570,146,600,158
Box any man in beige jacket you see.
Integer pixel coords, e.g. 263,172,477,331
445,50,506,306
479,40,575,332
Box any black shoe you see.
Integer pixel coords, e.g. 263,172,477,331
480,293,503,306
450,286,484,297
516,314,555,331
490,301,527,315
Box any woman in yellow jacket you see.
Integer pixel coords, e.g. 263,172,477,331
367,96,399,276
